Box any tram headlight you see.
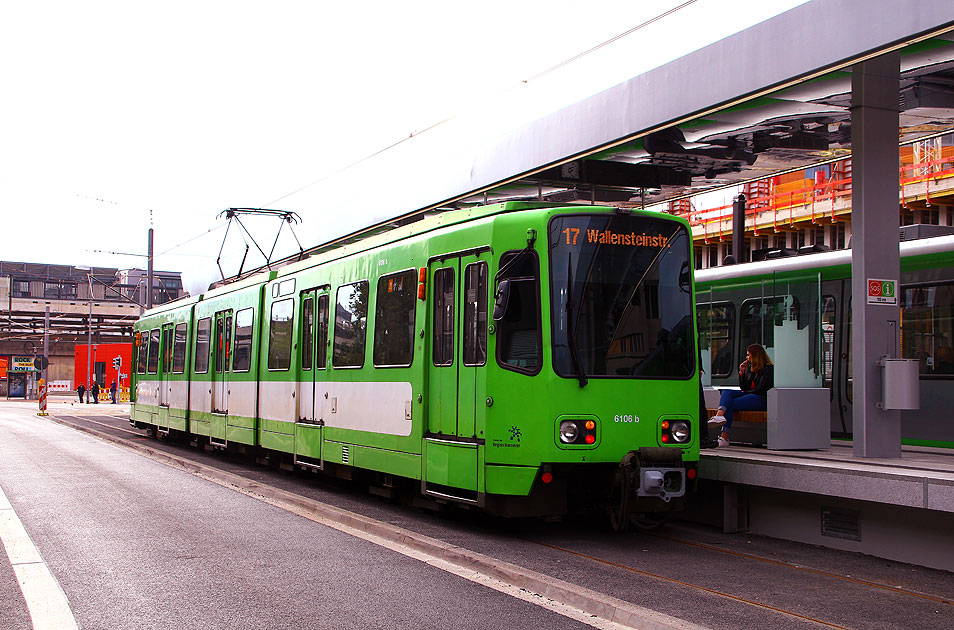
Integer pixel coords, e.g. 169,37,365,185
670,421,690,443
559,420,579,443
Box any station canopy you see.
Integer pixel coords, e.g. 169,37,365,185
267,1,954,264
473,37,954,208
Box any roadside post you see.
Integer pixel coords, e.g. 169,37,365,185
37,377,48,416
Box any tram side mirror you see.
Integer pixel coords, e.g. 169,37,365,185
492,279,511,321
679,261,691,293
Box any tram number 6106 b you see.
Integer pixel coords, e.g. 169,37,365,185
614,414,639,423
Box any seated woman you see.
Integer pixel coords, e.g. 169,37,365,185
708,343,774,447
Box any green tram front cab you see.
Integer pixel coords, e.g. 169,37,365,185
442,205,700,519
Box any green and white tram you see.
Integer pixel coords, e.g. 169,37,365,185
132,202,700,521
696,232,954,447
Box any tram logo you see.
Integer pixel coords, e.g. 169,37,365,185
493,426,523,449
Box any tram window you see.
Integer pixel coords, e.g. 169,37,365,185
374,270,416,367
433,268,455,367
301,297,314,371
495,250,541,374
162,326,174,374
233,308,253,372
215,317,225,373
225,314,232,370
317,295,329,369
333,281,368,368
172,323,187,373
697,303,735,377
147,328,160,374
901,282,954,376
136,333,147,374
739,296,798,351
194,317,211,374
463,262,488,367
268,299,295,371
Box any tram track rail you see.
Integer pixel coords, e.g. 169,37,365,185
644,533,954,607
532,541,852,630
41,410,954,630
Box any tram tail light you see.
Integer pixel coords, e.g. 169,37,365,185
541,471,553,484
417,267,427,300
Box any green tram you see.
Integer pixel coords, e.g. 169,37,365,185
131,202,699,522
695,232,954,447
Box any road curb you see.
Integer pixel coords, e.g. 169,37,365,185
45,414,707,630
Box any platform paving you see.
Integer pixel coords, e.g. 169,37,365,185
700,442,954,513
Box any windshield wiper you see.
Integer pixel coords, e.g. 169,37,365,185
566,254,588,388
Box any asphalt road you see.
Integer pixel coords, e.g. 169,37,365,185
3,398,954,629
0,403,600,630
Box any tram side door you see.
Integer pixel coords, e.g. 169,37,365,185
211,310,232,443
295,289,329,467
158,323,174,429
427,254,489,440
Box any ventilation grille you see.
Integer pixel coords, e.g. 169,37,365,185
341,445,350,465
821,507,861,541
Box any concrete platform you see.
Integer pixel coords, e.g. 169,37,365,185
701,442,954,512
693,442,954,571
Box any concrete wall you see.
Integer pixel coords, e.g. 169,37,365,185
686,480,954,572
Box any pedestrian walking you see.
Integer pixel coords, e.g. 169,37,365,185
110,379,117,404
91,381,100,404
76,384,85,403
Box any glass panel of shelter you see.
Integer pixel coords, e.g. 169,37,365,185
700,273,822,389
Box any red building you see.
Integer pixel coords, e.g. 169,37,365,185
74,342,132,390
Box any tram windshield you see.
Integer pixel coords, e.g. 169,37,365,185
549,214,694,379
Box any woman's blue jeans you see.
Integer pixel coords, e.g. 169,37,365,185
718,389,766,433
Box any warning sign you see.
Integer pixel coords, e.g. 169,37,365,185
867,278,897,305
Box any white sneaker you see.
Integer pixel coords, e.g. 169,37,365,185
717,436,729,447
708,416,727,426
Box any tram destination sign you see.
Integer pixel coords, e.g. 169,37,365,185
867,279,897,305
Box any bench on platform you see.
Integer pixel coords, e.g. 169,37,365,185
705,387,830,450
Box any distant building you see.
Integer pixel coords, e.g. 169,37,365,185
0,261,186,397
669,135,954,268
116,268,185,307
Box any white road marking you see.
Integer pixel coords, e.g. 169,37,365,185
225,481,646,630
0,485,79,630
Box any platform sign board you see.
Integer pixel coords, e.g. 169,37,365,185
10,356,38,372
866,279,897,305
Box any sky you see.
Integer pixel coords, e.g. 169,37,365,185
1,0,807,297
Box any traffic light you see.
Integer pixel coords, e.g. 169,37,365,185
113,356,121,370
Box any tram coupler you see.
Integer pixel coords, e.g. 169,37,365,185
619,447,686,503
609,448,686,531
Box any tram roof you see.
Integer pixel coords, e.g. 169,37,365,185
695,233,954,287
225,0,954,286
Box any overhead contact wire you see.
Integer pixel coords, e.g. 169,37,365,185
264,0,698,207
